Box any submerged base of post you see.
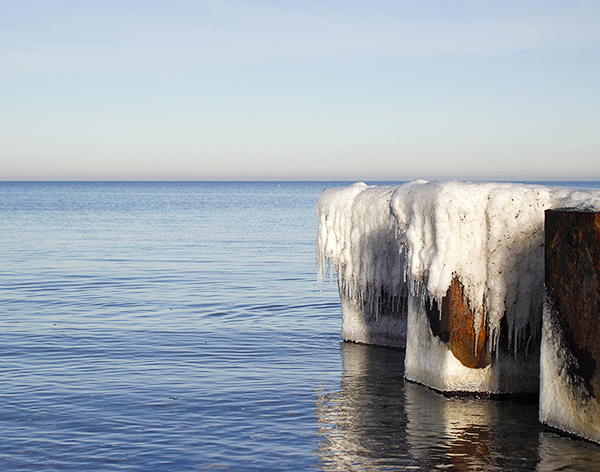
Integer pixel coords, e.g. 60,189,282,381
540,209,600,443
404,278,539,395
340,291,407,348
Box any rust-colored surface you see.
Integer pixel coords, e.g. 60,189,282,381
545,209,600,399
427,277,491,369
441,278,491,369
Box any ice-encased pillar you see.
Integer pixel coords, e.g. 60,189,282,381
316,183,408,349
391,181,556,395
540,209,600,443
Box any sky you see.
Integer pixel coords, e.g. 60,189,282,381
1,0,599,181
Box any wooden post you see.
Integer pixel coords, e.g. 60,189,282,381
541,209,600,443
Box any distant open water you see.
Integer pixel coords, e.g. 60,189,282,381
2,180,600,471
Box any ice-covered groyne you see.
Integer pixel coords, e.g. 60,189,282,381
317,180,600,396
316,183,408,347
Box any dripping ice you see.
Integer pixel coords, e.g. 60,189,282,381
317,180,600,356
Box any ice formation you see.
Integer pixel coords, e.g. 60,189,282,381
317,179,600,394
316,183,407,347
391,180,582,354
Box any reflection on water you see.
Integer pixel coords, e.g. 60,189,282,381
538,431,600,471
405,383,540,470
315,342,408,471
316,342,600,471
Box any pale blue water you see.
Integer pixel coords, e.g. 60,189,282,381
1,181,600,471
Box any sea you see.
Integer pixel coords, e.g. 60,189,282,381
2,180,600,472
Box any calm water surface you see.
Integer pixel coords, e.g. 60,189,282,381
1,181,600,471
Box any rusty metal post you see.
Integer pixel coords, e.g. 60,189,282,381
541,209,600,443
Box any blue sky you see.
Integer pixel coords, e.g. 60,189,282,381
1,0,599,181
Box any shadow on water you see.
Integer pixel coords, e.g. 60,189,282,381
314,342,600,471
